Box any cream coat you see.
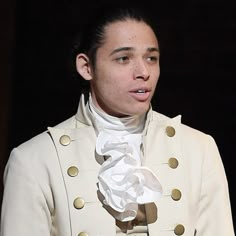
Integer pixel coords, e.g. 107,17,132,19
1,94,235,236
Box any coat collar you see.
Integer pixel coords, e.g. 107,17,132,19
75,92,93,126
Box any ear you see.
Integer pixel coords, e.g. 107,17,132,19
76,53,93,80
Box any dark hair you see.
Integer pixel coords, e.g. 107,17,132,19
70,3,161,90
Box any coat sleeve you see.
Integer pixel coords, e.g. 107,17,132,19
0,148,52,236
196,135,235,235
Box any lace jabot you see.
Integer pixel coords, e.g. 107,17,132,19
88,96,162,222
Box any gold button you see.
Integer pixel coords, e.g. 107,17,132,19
74,197,85,209
168,157,179,169
78,232,88,236
166,126,175,137
59,135,71,146
171,189,182,201
174,224,185,235
67,166,79,177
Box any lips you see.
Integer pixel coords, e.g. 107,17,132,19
136,89,147,94
129,87,151,94
129,87,151,101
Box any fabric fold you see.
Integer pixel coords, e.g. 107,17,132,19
88,94,163,221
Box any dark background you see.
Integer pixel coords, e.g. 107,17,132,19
1,0,235,230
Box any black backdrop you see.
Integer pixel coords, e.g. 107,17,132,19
3,0,236,229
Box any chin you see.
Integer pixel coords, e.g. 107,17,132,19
129,106,150,116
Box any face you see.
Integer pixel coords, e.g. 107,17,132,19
80,19,160,117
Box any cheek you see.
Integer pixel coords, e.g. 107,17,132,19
153,68,160,82
100,70,127,89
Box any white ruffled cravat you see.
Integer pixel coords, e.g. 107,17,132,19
89,96,163,222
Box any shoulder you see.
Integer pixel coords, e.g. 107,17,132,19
19,115,76,148
151,110,216,147
150,110,222,174
7,115,77,167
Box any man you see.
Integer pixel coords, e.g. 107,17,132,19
1,5,235,236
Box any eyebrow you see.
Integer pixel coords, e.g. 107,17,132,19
109,46,159,56
147,47,160,53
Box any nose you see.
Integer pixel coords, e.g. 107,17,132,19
133,59,150,81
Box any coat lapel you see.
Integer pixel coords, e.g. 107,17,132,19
143,115,188,234
48,126,116,235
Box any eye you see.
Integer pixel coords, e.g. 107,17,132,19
147,56,159,63
115,56,129,64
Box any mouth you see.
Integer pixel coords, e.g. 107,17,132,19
135,89,147,94
129,88,151,101
130,87,151,94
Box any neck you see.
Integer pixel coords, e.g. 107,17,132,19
88,94,146,133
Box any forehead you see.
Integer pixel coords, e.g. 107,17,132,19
102,19,158,49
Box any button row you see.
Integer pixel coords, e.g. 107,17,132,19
60,135,87,235
166,127,185,234
166,126,178,170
